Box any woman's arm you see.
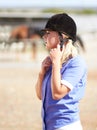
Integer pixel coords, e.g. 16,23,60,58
35,72,44,100
35,56,52,100
50,45,70,100
51,61,70,100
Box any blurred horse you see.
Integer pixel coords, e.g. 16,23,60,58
10,25,42,59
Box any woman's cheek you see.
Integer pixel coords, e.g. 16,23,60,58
50,38,58,48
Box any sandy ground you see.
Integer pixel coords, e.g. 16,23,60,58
0,32,97,130
0,61,42,130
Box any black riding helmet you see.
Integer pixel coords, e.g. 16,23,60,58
42,13,77,42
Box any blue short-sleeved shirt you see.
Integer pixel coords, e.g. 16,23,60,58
41,55,87,130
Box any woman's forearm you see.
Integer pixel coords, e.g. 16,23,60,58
51,61,61,99
51,61,70,100
35,72,44,100
35,56,52,100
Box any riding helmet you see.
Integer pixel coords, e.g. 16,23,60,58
42,13,77,42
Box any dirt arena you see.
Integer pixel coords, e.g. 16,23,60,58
0,33,97,130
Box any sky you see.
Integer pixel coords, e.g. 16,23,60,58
0,0,97,8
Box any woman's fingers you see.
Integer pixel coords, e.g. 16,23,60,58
42,56,52,68
57,44,60,51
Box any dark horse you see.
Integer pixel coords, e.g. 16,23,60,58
10,25,85,59
10,25,42,59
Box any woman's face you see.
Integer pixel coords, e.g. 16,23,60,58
43,31,60,50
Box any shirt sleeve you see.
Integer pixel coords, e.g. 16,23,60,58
61,80,73,90
61,57,87,90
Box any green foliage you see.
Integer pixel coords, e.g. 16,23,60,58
81,9,97,14
73,9,97,14
42,8,66,14
42,8,97,15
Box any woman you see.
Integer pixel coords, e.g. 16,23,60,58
35,13,87,130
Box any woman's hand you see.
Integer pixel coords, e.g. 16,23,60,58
40,56,52,76
50,44,64,64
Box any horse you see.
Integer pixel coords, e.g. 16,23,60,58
10,25,42,60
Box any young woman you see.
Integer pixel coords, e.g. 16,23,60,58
35,13,87,130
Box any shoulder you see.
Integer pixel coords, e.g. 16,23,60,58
68,55,86,67
62,55,87,72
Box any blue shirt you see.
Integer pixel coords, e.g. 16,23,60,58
41,55,87,130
